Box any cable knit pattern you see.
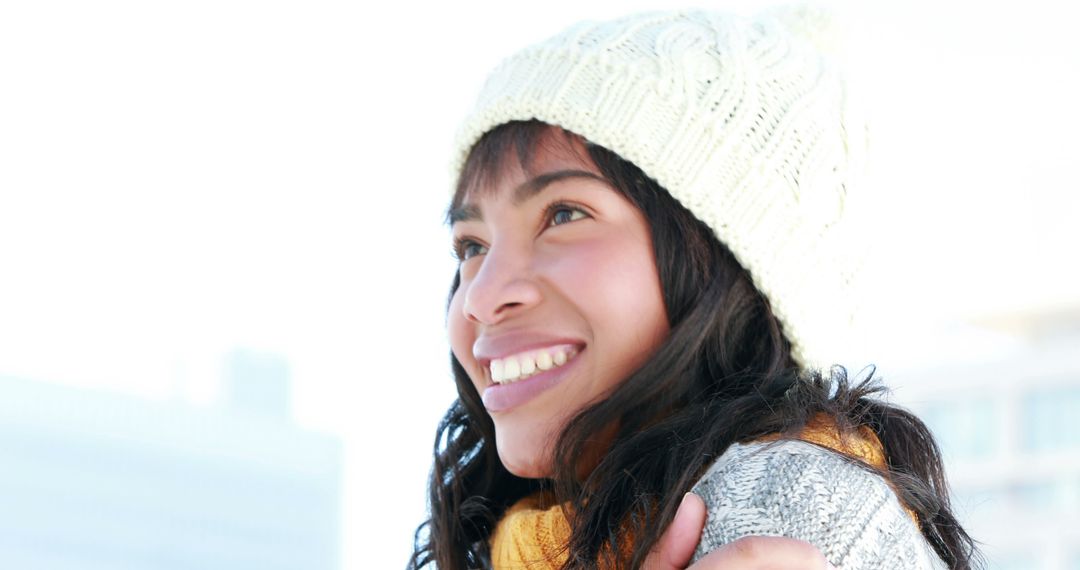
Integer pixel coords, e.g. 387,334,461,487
690,440,946,569
451,8,867,368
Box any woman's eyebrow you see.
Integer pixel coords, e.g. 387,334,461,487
513,169,607,205
448,169,607,225
447,204,481,225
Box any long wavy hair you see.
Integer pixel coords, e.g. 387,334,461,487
409,120,979,569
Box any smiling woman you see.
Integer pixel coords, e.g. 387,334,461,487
410,8,979,570
448,129,668,478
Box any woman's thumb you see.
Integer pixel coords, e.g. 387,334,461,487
645,492,707,570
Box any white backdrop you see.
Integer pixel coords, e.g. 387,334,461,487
1,1,1077,568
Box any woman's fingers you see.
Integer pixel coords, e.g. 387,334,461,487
693,535,837,569
644,492,707,570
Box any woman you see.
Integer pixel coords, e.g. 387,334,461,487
410,8,978,570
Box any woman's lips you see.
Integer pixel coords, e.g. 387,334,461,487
481,348,583,412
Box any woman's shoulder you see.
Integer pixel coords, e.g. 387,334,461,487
690,439,946,569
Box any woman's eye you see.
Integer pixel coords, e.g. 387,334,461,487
549,205,588,226
453,238,487,261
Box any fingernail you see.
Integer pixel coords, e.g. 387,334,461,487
675,492,692,515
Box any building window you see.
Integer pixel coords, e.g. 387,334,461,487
1022,384,1080,452
1010,480,1067,511
993,552,1040,570
920,398,997,460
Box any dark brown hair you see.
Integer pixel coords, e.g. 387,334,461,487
409,120,979,569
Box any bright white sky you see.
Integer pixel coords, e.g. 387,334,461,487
1,1,1077,568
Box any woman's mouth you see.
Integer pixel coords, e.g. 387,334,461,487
488,344,579,384
480,344,584,412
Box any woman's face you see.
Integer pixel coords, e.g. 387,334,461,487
448,130,669,478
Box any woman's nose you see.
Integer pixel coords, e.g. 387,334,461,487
462,245,542,326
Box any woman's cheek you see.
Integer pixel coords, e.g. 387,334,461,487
568,236,652,301
541,237,611,285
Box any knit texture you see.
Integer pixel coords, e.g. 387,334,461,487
451,9,867,369
489,492,572,569
488,418,932,569
691,440,945,569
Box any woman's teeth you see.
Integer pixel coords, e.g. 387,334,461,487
490,347,578,384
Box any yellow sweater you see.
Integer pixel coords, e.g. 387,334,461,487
489,417,912,569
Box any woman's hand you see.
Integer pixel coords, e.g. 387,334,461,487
644,493,836,569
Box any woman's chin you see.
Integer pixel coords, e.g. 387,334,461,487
496,440,553,479
504,462,550,479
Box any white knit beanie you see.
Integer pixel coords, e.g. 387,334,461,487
450,8,866,370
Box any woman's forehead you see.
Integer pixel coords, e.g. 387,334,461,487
451,125,595,209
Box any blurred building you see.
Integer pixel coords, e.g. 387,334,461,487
894,308,1080,570
0,350,341,570
223,348,292,422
